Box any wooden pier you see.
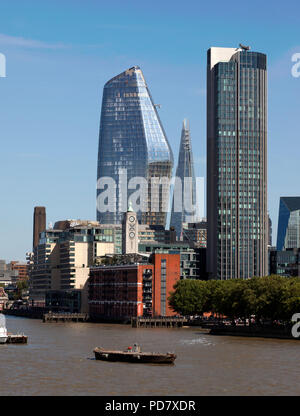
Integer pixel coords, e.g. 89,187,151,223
131,316,188,328
43,312,89,323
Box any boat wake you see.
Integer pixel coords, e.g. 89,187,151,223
179,338,214,347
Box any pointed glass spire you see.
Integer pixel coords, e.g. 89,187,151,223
170,119,197,238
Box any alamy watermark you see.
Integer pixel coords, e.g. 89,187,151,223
291,313,300,338
96,168,204,219
0,53,6,78
291,53,300,78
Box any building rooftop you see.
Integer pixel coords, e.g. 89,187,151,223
280,197,300,212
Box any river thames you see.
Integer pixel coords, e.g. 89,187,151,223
0,315,299,396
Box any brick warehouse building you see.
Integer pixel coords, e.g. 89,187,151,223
88,253,180,321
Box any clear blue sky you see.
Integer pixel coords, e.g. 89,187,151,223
0,0,299,261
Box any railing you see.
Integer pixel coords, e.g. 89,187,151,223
43,312,89,322
132,316,188,328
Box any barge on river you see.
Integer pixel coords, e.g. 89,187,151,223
94,343,176,364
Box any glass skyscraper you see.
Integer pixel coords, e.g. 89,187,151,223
277,197,300,250
97,66,173,226
170,119,197,238
207,47,268,280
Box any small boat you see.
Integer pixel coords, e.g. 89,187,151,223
6,333,28,344
0,326,8,344
94,343,176,364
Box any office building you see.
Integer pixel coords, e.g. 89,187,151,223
270,248,300,277
182,220,207,248
138,241,202,279
9,261,29,280
277,197,300,251
29,220,116,309
97,66,173,227
0,260,19,285
170,119,197,238
207,46,268,279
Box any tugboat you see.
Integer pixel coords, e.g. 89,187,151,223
94,343,176,364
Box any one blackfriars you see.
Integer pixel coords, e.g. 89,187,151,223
96,66,173,226
207,46,268,280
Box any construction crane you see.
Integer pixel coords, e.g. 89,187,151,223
239,43,251,51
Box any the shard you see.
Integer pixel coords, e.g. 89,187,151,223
170,119,197,238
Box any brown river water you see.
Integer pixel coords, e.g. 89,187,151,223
0,315,299,396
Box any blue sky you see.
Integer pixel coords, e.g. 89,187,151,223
0,0,299,260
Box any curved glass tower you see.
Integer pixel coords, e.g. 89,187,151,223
97,66,173,226
170,119,197,238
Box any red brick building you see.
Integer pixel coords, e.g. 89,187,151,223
10,262,29,281
89,253,180,321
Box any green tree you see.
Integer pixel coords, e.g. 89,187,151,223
249,275,291,323
284,277,300,320
168,279,209,316
14,278,29,300
210,280,247,322
169,275,300,324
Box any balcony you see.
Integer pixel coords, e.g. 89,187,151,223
143,275,152,281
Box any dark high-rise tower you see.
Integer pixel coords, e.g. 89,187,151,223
33,206,46,249
97,66,173,226
207,47,268,280
170,119,197,238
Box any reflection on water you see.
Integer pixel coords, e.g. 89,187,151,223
0,315,299,396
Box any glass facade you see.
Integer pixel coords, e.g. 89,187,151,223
97,66,173,226
277,197,300,250
182,221,207,248
207,48,268,280
138,242,200,279
170,119,197,238
270,249,300,277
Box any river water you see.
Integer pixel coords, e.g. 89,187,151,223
0,315,299,396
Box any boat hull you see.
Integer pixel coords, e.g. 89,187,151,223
94,348,176,364
0,336,7,344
